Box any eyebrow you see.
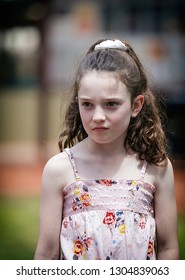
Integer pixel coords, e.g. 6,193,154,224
79,96,124,101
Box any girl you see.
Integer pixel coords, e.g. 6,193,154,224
34,39,179,260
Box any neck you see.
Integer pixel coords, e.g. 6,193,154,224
85,137,127,158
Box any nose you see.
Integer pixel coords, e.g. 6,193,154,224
92,106,106,122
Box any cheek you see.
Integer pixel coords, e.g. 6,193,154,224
112,109,132,124
79,109,91,125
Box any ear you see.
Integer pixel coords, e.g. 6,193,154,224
131,94,144,117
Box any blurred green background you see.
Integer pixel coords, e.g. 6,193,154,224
0,197,39,259
0,0,185,260
0,197,185,260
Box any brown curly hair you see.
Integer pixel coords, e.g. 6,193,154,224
58,39,168,166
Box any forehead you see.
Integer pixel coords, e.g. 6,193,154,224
78,70,129,98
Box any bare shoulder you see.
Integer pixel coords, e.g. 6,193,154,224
43,151,69,174
42,151,71,191
148,158,174,191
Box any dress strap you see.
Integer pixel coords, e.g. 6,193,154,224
64,148,81,181
140,160,148,180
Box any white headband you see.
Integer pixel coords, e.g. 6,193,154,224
94,39,127,51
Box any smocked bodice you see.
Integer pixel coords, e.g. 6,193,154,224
63,178,155,218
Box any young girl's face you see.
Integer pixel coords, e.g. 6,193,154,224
78,70,141,146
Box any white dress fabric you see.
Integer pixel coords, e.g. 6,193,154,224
60,148,156,260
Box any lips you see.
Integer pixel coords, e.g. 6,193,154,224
93,127,108,131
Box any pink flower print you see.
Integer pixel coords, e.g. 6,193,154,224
63,219,68,228
73,240,85,256
73,233,92,260
72,197,83,211
80,193,91,207
84,237,92,248
103,211,116,226
72,186,91,212
147,239,154,258
96,179,117,186
72,201,77,211
139,216,146,229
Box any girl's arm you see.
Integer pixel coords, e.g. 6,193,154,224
154,159,179,259
34,156,65,260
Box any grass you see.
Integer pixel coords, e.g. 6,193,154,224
0,197,184,260
0,197,39,260
178,215,185,259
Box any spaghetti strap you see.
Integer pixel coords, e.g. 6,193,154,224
64,148,81,181
140,160,147,180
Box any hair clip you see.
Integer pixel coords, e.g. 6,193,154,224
94,39,127,51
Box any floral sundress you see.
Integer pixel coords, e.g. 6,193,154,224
60,148,156,260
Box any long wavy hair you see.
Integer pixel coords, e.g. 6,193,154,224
58,39,168,166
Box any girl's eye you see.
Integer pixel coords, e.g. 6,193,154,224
82,102,93,108
106,101,119,108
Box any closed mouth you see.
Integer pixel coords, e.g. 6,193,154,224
93,127,108,130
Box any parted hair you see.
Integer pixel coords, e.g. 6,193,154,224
58,39,168,166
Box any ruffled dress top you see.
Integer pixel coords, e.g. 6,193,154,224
60,148,156,260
